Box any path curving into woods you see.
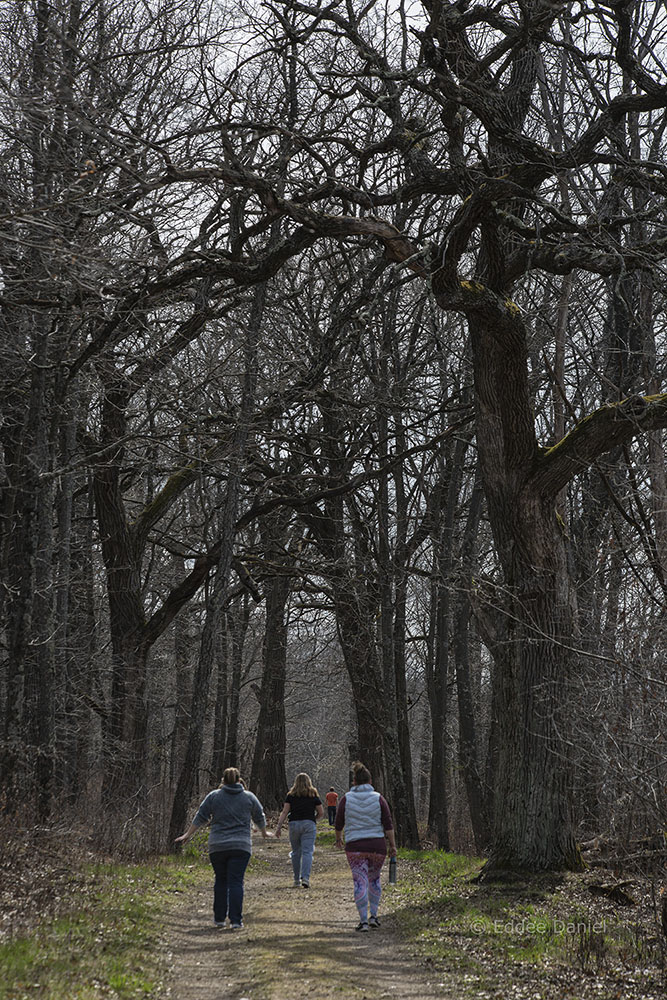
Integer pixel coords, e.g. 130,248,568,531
163,836,452,1000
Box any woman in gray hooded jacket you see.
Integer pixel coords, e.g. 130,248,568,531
175,767,269,929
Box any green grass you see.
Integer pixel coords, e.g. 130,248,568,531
315,825,337,848
388,847,665,989
0,856,202,1000
390,851,577,974
396,847,481,879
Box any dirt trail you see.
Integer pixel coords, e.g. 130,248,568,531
164,835,455,1000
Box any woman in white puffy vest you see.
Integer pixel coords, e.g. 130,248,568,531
334,761,397,931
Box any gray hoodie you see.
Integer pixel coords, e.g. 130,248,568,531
193,784,266,854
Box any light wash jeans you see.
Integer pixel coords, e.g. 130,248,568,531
289,819,317,883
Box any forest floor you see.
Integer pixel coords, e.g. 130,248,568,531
164,828,667,1000
1,822,665,1000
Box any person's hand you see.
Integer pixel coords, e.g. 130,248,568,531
274,828,282,839
262,829,274,839
174,834,189,844
335,838,343,850
389,846,397,858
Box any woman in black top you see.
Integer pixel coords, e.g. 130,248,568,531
275,772,323,887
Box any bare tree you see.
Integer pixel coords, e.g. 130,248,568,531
180,0,667,870
2,0,667,869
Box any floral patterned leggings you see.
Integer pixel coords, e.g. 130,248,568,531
346,851,385,921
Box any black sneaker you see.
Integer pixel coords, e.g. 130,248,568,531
301,879,309,888
369,915,380,928
230,922,243,930
355,921,369,932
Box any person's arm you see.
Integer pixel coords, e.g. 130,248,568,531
175,793,211,844
250,794,272,838
315,802,324,820
274,802,290,838
379,796,397,857
175,821,200,845
334,794,346,848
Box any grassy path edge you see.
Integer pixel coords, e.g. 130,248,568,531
0,851,206,1000
2,830,665,1000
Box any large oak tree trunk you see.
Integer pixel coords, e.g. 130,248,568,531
467,310,583,873
489,492,581,871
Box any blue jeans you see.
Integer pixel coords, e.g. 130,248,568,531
289,820,316,883
209,849,250,924
327,806,337,825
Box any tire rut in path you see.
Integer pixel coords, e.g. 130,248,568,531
164,837,455,1000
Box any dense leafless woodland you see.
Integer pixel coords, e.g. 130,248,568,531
1,0,666,872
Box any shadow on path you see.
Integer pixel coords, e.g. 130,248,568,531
164,840,458,1000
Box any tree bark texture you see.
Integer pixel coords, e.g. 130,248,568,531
454,479,491,852
467,309,582,872
249,513,291,809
